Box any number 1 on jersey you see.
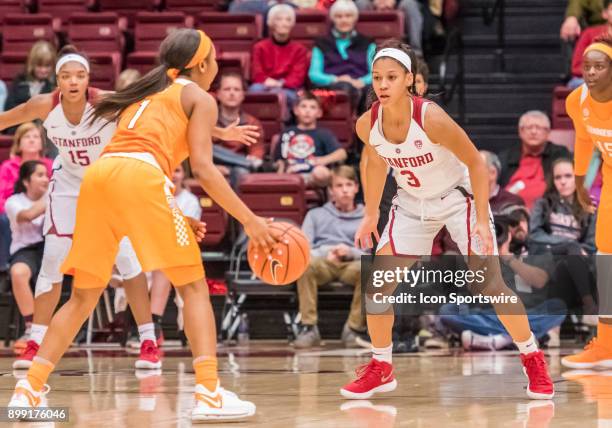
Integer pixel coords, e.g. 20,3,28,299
127,99,151,129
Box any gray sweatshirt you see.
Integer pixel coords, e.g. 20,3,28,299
301,202,367,259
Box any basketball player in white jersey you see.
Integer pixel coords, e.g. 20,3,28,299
0,47,257,372
343,39,554,400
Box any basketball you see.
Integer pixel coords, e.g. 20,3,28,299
247,221,310,286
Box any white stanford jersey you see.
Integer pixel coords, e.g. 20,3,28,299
43,88,116,180
369,97,468,199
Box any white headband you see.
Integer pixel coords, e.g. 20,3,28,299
372,48,412,72
55,54,90,74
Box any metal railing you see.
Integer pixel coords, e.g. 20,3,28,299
438,26,466,124
483,0,506,72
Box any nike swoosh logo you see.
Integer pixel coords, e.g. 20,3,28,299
381,372,393,383
16,387,40,407
196,393,223,408
270,259,283,284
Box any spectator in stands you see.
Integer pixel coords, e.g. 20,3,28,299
480,150,525,215
274,92,347,187
415,61,429,96
498,110,570,210
568,0,612,88
5,160,49,350
214,72,265,187
250,4,309,112
4,41,56,122
0,80,7,113
294,165,367,348
0,123,53,272
529,157,597,314
356,0,425,57
115,69,141,91
561,0,606,41
440,215,566,350
309,0,376,111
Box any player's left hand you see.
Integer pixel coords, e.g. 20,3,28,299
186,217,207,243
472,221,493,255
222,118,260,146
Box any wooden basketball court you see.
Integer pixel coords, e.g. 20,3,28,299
0,342,608,427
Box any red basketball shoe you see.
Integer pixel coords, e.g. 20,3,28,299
12,340,39,369
521,350,554,399
340,359,397,399
135,340,162,369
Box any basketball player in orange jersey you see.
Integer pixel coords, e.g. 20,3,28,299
343,39,553,400
8,29,277,421
562,36,612,369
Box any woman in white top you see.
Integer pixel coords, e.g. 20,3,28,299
5,160,49,347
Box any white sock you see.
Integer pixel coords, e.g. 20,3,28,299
138,323,157,345
29,324,48,345
372,344,393,363
515,332,538,355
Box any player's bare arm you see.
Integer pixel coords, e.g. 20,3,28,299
354,111,387,249
183,87,276,249
0,94,53,131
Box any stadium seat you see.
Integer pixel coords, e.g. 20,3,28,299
187,182,229,248
239,173,306,225
356,11,404,42
165,0,219,14
38,0,91,27
551,85,573,129
196,12,261,76
292,10,328,49
68,13,123,57
317,91,353,150
0,0,27,17
88,52,121,89
0,136,13,163
133,11,190,52
125,51,157,75
549,128,575,152
0,52,27,84
2,14,56,54
241,93,284,150
97,0,159,26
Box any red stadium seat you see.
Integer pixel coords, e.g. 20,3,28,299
38,0,90,27
549,129,575,152
317,91,353,150
125,51,157,75
68,13,123,56
133,11,190,52
292,10,328,49
239,173,306,225
0,52,27,84
241,93,284,150
165,0,219,14
196,12,261,75
2,14,56,54
97,0,159,26
88,52,121,90
0,136,14,163
356,11,404,42
0,0,27,17
552,85,573,129
187,183,229,248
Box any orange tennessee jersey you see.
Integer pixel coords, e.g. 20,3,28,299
102,78,193,177
566,84,612,181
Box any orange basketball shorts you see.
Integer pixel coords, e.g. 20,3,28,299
61,156,204,288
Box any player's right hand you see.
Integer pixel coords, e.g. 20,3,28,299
354,214,380,250
244,215,278,251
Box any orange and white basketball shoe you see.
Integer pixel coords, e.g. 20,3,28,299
562,338,612,369
340,359,397,399
191,381,256,422
135,340,162,369
8,379,49,408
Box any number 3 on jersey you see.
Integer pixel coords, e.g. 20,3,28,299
400,169,421,187
128,99,151,129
